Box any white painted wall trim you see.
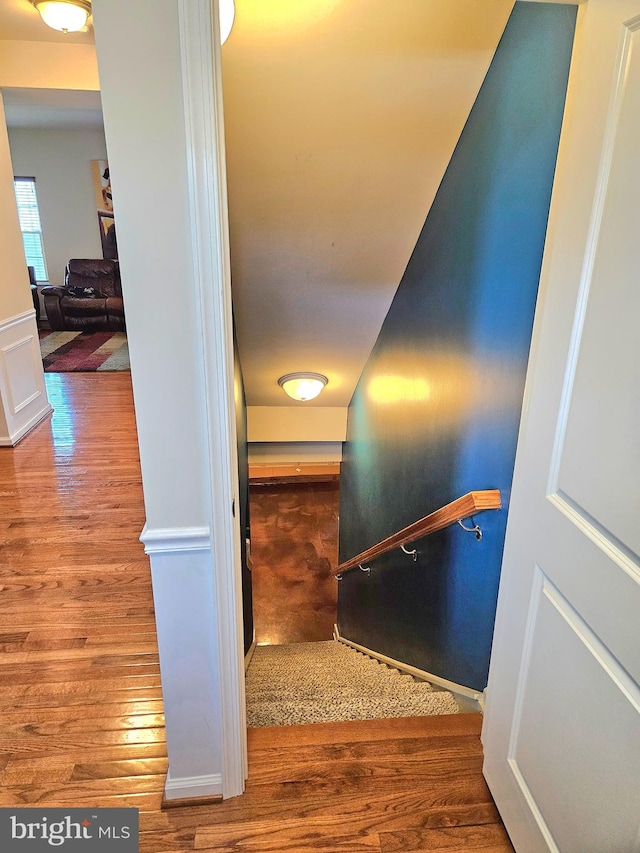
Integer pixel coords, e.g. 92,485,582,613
334,624,483,702
1,309,35,333
140,525,211,555
177,0,247,799
0,407,52,447
0,309,51,446
164,770,222,800
144,543,226,801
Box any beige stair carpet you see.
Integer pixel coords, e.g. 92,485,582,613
245,640,459,727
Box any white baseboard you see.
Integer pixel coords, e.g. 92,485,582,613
164,770,222,800
244,631,257,673
334,624,483,704
0,405,52,446
0,309,52,446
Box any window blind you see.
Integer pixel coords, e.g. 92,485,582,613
13,177,48,282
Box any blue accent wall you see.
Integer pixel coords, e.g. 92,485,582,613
337,2,576,690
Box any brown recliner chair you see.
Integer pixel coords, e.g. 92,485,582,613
42,259,125,332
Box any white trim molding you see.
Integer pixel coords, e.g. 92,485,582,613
334,624,483,703
177,0,247,799
145,542,226,804
93,0,245,806
164,770,222,801
140,525,211,555
0,309,52,446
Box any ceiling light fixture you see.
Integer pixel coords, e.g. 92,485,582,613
32,0,91,33
220,0,235,45
31,0,234,42
278,372,328,402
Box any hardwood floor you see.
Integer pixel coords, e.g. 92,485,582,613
0,373,513,852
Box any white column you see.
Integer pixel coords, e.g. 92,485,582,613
92,0,245,800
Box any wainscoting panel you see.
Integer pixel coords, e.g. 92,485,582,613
140,524,231,802
0,309,51,446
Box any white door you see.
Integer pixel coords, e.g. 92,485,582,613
482,1,640,851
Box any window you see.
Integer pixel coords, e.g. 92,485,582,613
13,177,48,282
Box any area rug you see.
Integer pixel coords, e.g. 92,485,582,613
245,640,459,727
39,330,130,372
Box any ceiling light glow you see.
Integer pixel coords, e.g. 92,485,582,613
33,0,91,33
278,372,328,402
220,0,235,44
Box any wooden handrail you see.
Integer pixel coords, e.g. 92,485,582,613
334,489,501,577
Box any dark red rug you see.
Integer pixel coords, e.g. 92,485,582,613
39,331,130,372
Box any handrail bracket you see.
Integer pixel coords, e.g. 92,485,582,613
457,518,482,541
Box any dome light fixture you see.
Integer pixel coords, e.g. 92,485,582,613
32,0,91,33
278,372,328,402
220,0,235,45
32,0,234,43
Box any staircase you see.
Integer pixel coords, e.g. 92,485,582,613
245,640,459,727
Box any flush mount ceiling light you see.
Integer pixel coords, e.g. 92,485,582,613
220,0,235,44
278,372,328,402
32,0,91,33
32,0,234,41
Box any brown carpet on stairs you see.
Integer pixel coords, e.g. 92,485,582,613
246,640,459,727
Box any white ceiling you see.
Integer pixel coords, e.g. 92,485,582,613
0,1,100,127
2,87,103,128
222,0,513,405
0,0,514,407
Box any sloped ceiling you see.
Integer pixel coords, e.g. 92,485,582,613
2,87,103,129
0,0,514,411
222,0,514,406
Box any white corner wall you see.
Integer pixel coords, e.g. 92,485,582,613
8,127,108,285
0,93,51,446
92,0,245,801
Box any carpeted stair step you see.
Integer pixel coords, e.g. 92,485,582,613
245,640,459,727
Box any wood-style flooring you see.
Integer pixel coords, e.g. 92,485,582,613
0,373,513,852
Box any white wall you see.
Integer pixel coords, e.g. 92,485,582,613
0,40,99,91
93,0,245,801
249,442,343,465
247,405,347,443
246,406,346,464
8,127,108,285
0,94,51,445
0,101,31,320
